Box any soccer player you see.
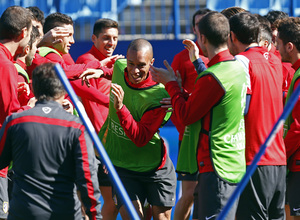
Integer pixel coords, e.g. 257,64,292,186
277,17,300,219
15,26,40,106
76,18,123,133
0,6,34,219
228,12,286,220
0,63,101,220
170,9,210,220
76,18,123,220
151,12,247,220
99,38,176,219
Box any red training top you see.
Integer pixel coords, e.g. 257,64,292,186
171,42,209,140
0,43,31,177
75,45,112,132
165,50,233,173
236,47,286,166
284,59,300,172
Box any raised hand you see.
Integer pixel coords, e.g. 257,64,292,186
150,60,177,85
79,69,103,87
111,83,124,111
183,39,199,62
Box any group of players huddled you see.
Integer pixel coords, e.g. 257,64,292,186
0,4,299,220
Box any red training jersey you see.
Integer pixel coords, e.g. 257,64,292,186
171,42,209,140
236,46,286,166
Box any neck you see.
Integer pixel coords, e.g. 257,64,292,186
244,42,259,51
207,44,228,60
18,56,26,63
0,40,19,58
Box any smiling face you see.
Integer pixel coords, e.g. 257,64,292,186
92,27,118,57
126,47,154,84
54,24,74,54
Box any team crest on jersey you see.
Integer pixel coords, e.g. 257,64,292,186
42,107,52,114
3,201,8,213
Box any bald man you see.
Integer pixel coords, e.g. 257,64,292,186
98,38,176,220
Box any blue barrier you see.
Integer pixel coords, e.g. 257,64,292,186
217,83,300,220
54,64,140,220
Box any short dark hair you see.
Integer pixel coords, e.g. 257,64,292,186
229,12,259,45
27,6,45,26
43,12,73,34
93,18,118,36
265,10,288,25
278,17,300,52
198,12,229,47
221,7,247,20
259,24,272,45
28,26,40,49
255,14,271,28
32,63,65,101
127,38,153,59
192,8,211,27
0,6,33,40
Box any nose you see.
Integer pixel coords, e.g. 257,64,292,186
133,66,139,74
108,37,113,46
70,36,75,44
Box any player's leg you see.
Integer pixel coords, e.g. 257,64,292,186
119,200,144,220
100,186,118,219
113,167,146,220
147,156,176,220
174,173,198,220
152,205,172,220
98,164,118,220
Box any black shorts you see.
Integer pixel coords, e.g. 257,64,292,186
113,156,176,209
236,165,286,220
177,172,198,181
97,159,112,187
192,172,238,220
0,177,9,218
287,171,300,216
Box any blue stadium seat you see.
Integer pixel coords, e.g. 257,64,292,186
0,0,16,15
206,0,240,12
241,0,271,15
292,0,300,16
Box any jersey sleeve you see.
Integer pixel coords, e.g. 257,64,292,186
0,116,13,170
165,74,225,126
116,105,167,147
70,80,109,106
74,125,101,220
284,78,300,159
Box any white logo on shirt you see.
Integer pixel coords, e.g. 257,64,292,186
3,201,8,213
293,207,300,212
42,107,52,114
205,214,217,220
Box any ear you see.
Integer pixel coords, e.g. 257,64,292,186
17,27,28,42
286,42,294,53
92,34,97,44
24,45,30,56
150,58,155,65
262,40,270,48
200,34,206,45
230,31,237,43
192,27,197,35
